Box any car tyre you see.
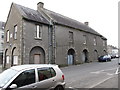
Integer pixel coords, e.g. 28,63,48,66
54,85,64,90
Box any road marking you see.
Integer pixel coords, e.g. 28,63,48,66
115,67,119,74
91,67,118,75
89,76,113,88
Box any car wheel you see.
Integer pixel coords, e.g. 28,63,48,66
54,86,64,90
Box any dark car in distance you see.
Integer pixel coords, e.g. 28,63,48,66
98,55,111,62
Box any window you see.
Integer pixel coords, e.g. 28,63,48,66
94,37,97,46
1,33,4,39
6,56,10,64
13,56,18,65
1,42,3,45
11,69,35,88
6,30,10,42
103,40,106,46
36,25,42,39
83,35,87,44
69,31,74,43
37,67,56,81
50,68,56,77
14,25,17,39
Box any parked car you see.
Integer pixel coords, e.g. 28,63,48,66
0,64,65,90
111,55,116,59
115,55,119,58
98,55,111,62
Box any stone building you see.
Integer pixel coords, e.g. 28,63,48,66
3,2,107,68
0,21,5,64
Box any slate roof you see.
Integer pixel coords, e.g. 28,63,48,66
14,3,49,25
44,9,103,37
14,3,106,39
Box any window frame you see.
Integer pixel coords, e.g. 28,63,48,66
13,55,18,65
14,25,17,40
83,35,87,45
94,37,97,46
35,25,42,39
6,55,10,64
103,40,106,46
69,31,74,43
37,67,56,82
6,30,10,42
9,69,36,88
1,33,4,39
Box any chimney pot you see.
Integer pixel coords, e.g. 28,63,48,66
37,2,44,10
84,22,89,26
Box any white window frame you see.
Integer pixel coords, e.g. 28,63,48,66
103,40,106,46
13,55,18,65
94,37,97,46
14,25,17,39
36,25,42,39
6,56,10,64
6,30,10,42
83,35,87,44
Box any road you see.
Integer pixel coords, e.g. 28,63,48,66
61,58,118,89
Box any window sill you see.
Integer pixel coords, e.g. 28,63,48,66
34,37,42,40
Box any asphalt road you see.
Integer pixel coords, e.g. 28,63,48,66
61,58,118,89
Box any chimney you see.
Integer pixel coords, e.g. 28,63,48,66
84,22,89,26
37,2,44,10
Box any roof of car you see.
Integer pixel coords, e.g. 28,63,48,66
10,64,58,71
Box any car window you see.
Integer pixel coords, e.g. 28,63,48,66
50,67,56,77
10,69,35,88
37,67,56,81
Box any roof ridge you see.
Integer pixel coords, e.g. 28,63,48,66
43,8,85,25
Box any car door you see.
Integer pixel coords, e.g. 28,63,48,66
35,67,56,89
7,69,37,90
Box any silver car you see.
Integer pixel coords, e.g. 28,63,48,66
0,64,65,90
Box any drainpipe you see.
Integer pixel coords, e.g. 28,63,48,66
48,24,52,64
21,19,24,65
37,5,55,64
48,20,55,64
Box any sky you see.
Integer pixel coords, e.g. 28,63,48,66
0,0,119,48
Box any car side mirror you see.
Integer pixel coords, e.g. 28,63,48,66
9,84,17,89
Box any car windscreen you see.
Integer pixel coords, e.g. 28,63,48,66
0,68,18,88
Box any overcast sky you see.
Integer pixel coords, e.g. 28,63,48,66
0,0,119,47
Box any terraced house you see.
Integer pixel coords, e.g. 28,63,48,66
3,2,107,68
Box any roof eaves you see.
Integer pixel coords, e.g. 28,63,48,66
54,21,102,36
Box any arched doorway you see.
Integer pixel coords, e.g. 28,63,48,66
29,46,45,64
82,49,88,63
94,50,98,61
11,47,18,66
67,49,75,65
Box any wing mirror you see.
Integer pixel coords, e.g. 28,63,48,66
9,84,17,89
